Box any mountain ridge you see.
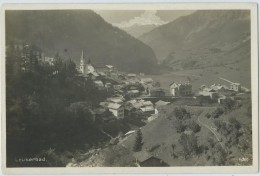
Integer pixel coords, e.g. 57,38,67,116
6,10,158,73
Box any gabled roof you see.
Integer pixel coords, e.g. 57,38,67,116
133,151,152,162
128,90,139,94
106,65,114,69
155,100,170,107
107,98,123,104
141,106,154,112
107,103,122,110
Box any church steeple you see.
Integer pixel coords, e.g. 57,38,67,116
79,50,85,74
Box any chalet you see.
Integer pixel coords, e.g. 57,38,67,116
94,80,104,87
169,82,192,96
133,151,169,167
107,97,124,104
127,90,140,98
198,88,218,100
230,83,241,92
210,84,228,91
107,103,124,119
140,106,155,116
94,63,109,73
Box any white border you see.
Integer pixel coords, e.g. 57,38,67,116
0,2,258,174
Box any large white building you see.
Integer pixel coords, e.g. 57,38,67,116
169,82,192,96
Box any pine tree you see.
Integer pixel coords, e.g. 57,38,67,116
133,129,143,152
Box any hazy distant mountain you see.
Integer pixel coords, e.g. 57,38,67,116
6,10,158,73
116,24,157,38
139,10,250,68
111,11,168,38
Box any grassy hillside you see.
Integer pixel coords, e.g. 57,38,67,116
121,96,252,166
6,10,158,73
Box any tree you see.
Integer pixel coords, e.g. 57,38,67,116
178,133,199,159
188,120,201,133
133,129,143,152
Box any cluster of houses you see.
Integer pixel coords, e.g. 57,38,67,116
77,50,177,122
196,82,243,104
77,50,248,122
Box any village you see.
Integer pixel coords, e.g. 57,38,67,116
69,50,248,127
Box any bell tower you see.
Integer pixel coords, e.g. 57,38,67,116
79,50,85,74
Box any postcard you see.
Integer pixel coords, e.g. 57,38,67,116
1,2,258,174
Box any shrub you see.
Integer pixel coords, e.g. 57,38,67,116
205,112,211,119
188,120,201,133
178,133,199,159
211,107,224,118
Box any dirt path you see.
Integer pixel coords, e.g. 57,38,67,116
197,112,227,152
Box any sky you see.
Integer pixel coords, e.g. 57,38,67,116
95,10,195,28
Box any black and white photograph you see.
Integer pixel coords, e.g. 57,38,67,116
1,2,258,174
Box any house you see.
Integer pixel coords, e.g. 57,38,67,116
127,90,140,98
149,88,166,97
133,151,169,167
169,82,192,96
199,88,218,100
210,84,228,91
107,103,124,119
140,106,155,116
230,83,241,92
94,80,104,87
94,63,109,73
107,97,124,104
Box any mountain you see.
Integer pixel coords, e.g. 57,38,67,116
115,24,157,38
139,10,251,69
6,10,158,73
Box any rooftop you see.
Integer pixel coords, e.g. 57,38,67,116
155,100,170,107
133,151,152,162
107,103,122,110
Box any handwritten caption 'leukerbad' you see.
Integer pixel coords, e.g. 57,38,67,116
15,157,46,162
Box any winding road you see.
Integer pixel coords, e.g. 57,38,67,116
197,112,227,152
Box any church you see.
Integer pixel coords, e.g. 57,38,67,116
79,50,97,76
